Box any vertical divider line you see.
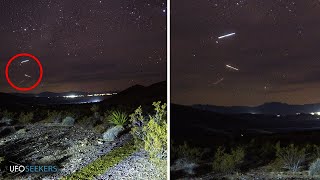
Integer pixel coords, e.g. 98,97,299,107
166,0,171,179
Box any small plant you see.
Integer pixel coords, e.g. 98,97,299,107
275,143,305,172
18,112,34,124
212,146,245,173
309,158,320,176
106,111,128,126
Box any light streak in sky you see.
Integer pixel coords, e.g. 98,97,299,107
213,78,224,85
226,64,239,71
24,74,31,78
218,32,236,39
20,60,29,65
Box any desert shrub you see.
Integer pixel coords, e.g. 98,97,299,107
106,110,128,126
77,116,98,127
93,124,107,134
308,144,320,161
130,101,167,177
63,141,136,180
172,142,206,162
129,106,146,148
309,158,320,176
46,110,62,123
275,143,306,172
212,146,245,173
144,116,167,159
18,112,34,124
1,110,15,119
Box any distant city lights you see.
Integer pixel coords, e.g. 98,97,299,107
62,92,117,99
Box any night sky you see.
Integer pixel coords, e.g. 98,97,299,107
172,0,320,106
0,0,166,93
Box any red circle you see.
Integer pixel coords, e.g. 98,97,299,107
5,53,43,92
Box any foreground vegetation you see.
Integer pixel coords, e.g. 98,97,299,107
1,101,167,179
171,132,320,179
62,141,136,179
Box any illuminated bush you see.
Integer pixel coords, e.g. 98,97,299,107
106,110,128,126
275,143,305,172
130,101,167,177
129,106,145,148
212,146,245,173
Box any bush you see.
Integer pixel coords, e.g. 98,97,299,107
18,112,34,124
46,110,62,123
212,146,245,173
172,142,206,162
93,124,107,134
63,142,136,180
106,111,128,126
129,106,146,148
309,158,320,176
275,143,305,172
1,110,15,119
130,101,167,177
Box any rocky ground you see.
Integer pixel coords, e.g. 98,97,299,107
173,168,320,180
98,151,162,180
0,123,162,180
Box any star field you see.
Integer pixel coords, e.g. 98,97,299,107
0,0,166,92
172,0,320,106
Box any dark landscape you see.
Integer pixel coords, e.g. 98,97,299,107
0,81,167,179
171,104,320,179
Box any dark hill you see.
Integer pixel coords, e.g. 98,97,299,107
103,81,166,106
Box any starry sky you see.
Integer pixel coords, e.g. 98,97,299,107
0,0,166,93
172,0,320,106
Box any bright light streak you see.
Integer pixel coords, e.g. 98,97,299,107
226,64,239,71
20,60,30,64
218,32,236,39
24,74,31,78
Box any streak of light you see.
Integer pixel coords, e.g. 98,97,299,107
226,64,239,71
218,32,236,39
24,74,31,78
20,60,29,64
213,78,224,85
